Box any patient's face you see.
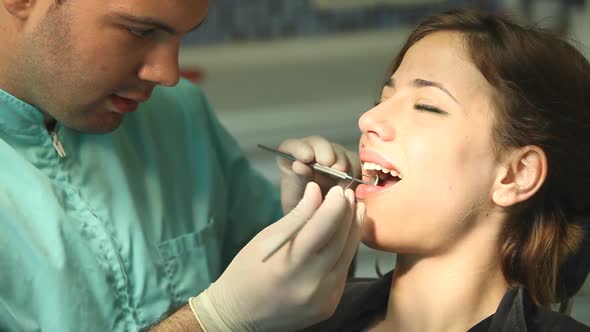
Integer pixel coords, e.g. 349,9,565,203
356,31,500,255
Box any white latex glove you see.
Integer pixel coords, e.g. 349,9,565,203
278,136,361,214
190,183,365,332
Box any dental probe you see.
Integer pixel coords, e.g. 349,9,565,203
258,144,378,262
257,144,369,185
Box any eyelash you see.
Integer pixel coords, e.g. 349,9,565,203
372,101,447,115
414,104,447,115
127,27,156,39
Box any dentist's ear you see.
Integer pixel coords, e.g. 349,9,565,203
3,0,35,20
492,146,547,207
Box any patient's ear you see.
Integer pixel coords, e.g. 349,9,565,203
492,146,547,207
3,0,35,20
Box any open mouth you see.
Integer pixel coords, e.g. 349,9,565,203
362,162,402,187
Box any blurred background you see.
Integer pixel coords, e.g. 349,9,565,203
178,0,590,323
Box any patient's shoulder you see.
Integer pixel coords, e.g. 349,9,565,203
532,307,590,331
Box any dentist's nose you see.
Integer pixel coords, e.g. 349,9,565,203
138,41,181,87
358,104,396,142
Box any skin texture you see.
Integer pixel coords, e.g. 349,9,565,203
0,0,209,132
357,31,546,332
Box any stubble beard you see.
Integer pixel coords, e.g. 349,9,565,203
17,4,86,127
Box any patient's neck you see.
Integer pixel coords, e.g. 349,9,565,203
376,223,508,332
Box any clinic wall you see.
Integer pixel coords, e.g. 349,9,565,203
182,0,499,45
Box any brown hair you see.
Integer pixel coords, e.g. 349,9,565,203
388,9,590,306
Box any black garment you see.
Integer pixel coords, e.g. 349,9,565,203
303,271,590,332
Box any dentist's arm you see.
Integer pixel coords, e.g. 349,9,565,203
149,306,202,331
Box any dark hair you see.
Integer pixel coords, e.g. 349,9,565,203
388,9,590,306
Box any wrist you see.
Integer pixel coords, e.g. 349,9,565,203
189,290,230,332
188,295,209,332
189,288,255,332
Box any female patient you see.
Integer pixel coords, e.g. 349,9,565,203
306,9,590,332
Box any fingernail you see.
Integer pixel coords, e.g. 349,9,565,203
344,189,354,204
330,185,344,197
303,182,316,196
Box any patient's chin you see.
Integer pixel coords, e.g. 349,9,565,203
360,219,380,249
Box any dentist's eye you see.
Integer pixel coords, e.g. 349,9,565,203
415,103,448,115
128,27,156,39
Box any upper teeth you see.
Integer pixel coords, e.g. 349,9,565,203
363,162,402,178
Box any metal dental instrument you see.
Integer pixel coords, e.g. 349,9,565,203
258,144,375,262
257,144,369,185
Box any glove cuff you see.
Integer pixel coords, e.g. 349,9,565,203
188,295,210,332
190,288,260,332
189,289,233,332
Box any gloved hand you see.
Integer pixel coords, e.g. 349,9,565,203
277,136,361,214
190,183,365,332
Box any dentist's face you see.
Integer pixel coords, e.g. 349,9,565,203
356,32,501,255
13,0,209,133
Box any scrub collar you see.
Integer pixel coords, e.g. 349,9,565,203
0,88,45,132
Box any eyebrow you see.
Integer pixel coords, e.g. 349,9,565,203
109,12,204,35
385,78,459,104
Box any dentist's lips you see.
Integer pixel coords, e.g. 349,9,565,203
109,95,139,113
108,91,152,113
355,149,402,199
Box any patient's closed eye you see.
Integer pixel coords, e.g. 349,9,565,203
415,103,448,115
372,100,448,116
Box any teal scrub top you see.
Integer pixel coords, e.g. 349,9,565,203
0,79,283,331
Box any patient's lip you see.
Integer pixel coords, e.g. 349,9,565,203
360,149,399,174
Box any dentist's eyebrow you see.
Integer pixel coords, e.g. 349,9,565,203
412,78,459,104
109,11,204,35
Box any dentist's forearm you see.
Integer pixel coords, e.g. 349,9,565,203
148,305,204,332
